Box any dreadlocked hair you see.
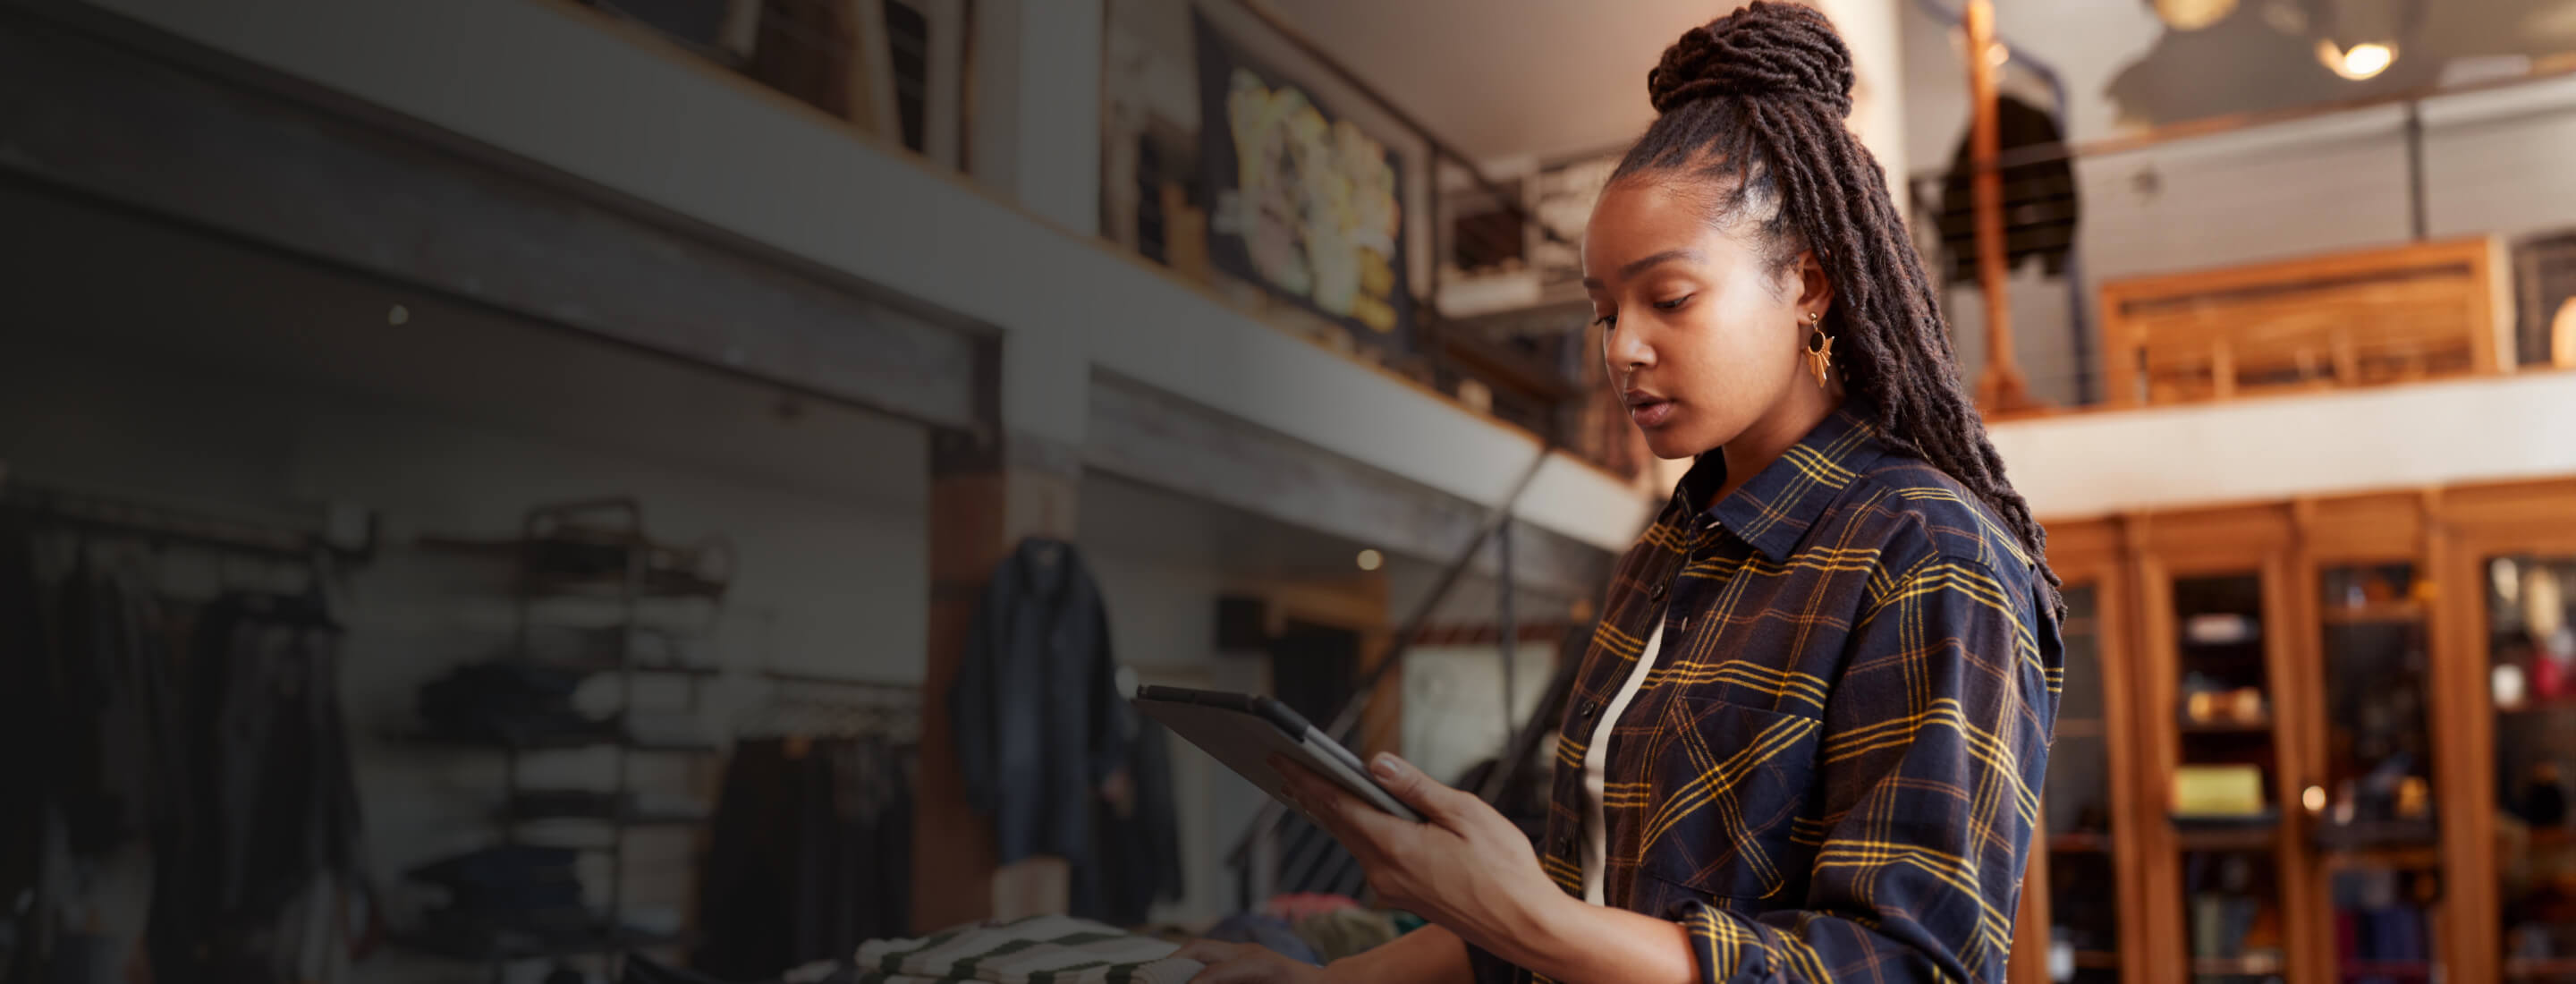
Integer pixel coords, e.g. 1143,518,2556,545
1617,1,2061,607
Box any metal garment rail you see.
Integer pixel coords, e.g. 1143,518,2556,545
0,470,376,564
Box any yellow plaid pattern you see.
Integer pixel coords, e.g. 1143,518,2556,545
1468,403,2061,984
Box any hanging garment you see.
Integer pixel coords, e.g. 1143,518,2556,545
695,737,915,980
415,657,604,744
184,590,366,982
0,519,40,980
948,538,1130,869
1080,717,1182,927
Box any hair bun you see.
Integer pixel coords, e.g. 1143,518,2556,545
1648,2,1855,117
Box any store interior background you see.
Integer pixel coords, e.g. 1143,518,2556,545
6,0,2576,982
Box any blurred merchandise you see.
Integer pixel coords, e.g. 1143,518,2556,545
0,497,370,983
2175,766,2270,817
1199,912,1318,965
2185,613,2261,646
2181,675,2271,726
1292,906,1397,963
693,735,916,980
2497,664,2530,709
2519,763,2568,827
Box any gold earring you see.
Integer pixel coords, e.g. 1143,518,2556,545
1803,312,1834,388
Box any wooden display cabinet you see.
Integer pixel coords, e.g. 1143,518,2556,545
2433,478,2576,984
2016,518,2152,984
2131,505,2313,984
2012,479,2576,984
2292,494,2451,984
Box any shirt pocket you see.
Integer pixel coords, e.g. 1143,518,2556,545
1635,694,1823,903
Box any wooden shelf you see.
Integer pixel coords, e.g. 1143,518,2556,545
2181,717,2275,734
2193,954,2285,976
2320,601,2425,625
2052,831,2114,853
2074,949,2121,969
2319,844,2442,872
2498,697,2576,717
2515,827,2576,857
2339,960,2435,979
2504,957,2576,979
2176,821,2281,853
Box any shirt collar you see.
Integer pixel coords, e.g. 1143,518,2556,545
1669,402,1887,562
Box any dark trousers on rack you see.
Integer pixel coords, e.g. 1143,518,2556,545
692,737,914,980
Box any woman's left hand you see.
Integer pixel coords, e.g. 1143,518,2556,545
1271,752,1568,952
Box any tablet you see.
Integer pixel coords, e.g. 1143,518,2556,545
1131,684,1423,823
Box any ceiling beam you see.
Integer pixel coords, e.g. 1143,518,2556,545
1086,375,1611,600
0,0,979,431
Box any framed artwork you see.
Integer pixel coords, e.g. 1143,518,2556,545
1192,10,1412,352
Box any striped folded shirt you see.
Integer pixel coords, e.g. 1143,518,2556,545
853,915,1204,984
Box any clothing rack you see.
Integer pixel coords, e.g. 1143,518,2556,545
0,469,377,564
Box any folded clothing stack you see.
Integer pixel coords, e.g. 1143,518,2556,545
852,915,1203,984
402,844,595,950
416,658,605,744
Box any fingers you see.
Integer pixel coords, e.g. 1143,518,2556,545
1365,752,1470,827
1275,759,1358,833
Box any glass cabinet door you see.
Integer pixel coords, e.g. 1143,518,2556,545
2487,555,2576,982
2312,562,2441,984
2170,573,2291,983
2046,583,2121,983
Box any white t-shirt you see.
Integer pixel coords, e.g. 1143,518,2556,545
1580,618,1667,906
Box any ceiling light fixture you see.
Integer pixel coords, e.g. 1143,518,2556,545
2153,0,2240,31
1355,548,1383,572
2317,38,2397,80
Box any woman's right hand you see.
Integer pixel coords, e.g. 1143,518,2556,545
1175,940,1329,984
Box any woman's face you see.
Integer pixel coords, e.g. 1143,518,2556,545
1583,178,1823,461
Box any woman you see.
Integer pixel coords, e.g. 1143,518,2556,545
1179,4,2062,982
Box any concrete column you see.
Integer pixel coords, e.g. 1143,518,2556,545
1818,0,1912,209
969,0,1105,233
911,324,1091,929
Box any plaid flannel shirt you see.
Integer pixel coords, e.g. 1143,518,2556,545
1474,403,2060,984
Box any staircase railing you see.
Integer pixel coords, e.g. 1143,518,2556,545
1224,445,1578,905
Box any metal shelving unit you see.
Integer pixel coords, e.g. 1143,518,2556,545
404,497,732,980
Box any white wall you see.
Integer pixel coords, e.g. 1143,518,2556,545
1991,369,2576,520
1401,641,1556,787
1819,0,1913,208
1083,549,1270,926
